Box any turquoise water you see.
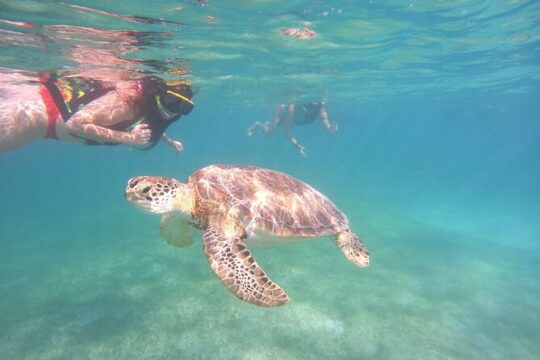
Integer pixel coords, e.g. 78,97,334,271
1,1,540,359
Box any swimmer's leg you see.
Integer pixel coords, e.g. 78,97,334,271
0,92,47,153
248,120,278,136
248,104,287,136
247,121,263,136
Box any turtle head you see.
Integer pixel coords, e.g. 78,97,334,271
125,176,192,215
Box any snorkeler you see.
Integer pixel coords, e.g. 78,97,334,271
247,101,338,158
0,20,196,154
280,27,316,39
0,71,194,153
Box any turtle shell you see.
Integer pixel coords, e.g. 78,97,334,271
188,165,349,237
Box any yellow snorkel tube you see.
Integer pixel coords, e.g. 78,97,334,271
166,90,194,107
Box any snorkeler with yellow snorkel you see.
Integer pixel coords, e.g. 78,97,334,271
0,19,196,154
0,71,195,154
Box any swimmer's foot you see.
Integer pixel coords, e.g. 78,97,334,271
247,124,258,136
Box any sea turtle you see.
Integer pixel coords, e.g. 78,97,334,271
125,165,369,307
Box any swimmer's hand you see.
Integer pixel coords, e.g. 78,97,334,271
130,123,151,145
169,139,184,154
327,122,339,133
161,133,184,155
295,143,308,158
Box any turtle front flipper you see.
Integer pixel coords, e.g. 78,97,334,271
335,229,370,267
203,226,289,307
160,213,193,248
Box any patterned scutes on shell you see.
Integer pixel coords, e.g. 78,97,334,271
188,165,349,237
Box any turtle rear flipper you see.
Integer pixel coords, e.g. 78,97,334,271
160,213,193,248
335,229,369,267
203,225,289,307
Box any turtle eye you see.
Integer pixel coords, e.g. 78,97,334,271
142,186,151,194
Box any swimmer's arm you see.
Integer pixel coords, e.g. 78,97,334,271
161,133,183,154
319,107,338,133
62,91,149,145
285,120,307,158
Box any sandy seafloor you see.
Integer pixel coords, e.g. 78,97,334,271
1,93,539,359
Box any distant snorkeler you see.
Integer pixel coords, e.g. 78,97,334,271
0,70,194,154
280,27,316,39
248,101,338,158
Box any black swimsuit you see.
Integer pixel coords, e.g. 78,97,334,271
293,104,321,125
41,75,114,123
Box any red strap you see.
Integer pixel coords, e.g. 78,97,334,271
39,85,60,139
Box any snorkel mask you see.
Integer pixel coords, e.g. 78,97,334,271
156,80,194,119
